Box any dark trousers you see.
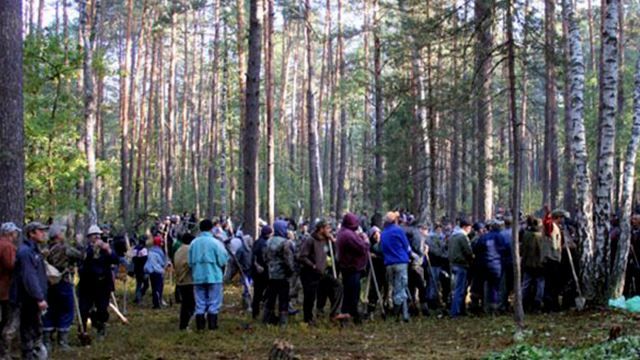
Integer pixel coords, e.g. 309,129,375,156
367,261,387,311
341,270,362,320
265,279,290,314
300,269,322,323
251,275,268,319
134,272,149,303
316,275,341,315
150,273,164,309
177,285,195,330
543,260,562,311
20,301,44,360
78,280,111,331
42,280,74,332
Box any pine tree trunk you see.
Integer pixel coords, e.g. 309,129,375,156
0,0,25,226
594,0,619,302
306,0,324,223
120,0,133,231
336,0,347,218
543,0,558,209
166,11,177,216
610,54,640,298
520,0,530,204
220,26,230,217
243,0,262,239
564,0,596,300
373,0,383,215
506,0,524,329
475,0,494,221
208,0,222,219
265,0,275,224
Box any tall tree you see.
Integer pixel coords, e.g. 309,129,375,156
506,0,524,330
594,0,619,301
0,0,25,225
372,0,383,215
207,0,222,219
165,9,177,216
564,0,596,299
475,0,494,221
80,0,101,226
119,0,134,231
335,0,347,217
611,53,640,298
243,0,262,239
265,0,275,224
543,0,558,209
306,0,324,222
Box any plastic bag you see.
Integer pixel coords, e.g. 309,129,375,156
608,296,640,312
625,296,640,313
608,296,627,310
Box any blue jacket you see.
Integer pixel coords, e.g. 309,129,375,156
499,229,514,266
144,246,167,274
472,229,507,274
188,231,229,284
11,239,48,304
380,224,411,266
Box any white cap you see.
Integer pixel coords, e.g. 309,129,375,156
87,225,103,236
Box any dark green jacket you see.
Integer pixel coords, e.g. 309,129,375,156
448,229,474,268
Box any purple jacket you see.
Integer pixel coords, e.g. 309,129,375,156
336,213,369,272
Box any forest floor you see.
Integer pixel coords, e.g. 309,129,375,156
50,285,640,360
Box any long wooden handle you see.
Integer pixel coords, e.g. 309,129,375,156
109,302,129,324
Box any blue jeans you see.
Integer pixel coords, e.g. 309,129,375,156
451,265,468,317
149,273,164,309
386,263,409,306
194,283,223,315
522,272,545,306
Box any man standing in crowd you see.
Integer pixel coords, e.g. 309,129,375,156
521,216,545,311
174,233,195,330
542,208,564,312
251,225,272,320
189,220,229,331
263,220,295,326
336,214,369,324
297,220,333,325
448,220,474,318
131,236,149,305
78,225,119,341
426,224,448,311
381,212,412,322
42,224,83,352
0,223,20,359
145,236,169,310
403,219,429,316
12,222,49,359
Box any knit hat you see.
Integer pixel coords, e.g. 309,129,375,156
24,222,49,234
260,225,273,237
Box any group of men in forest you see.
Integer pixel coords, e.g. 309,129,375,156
0,221,120,360
2,205,640,359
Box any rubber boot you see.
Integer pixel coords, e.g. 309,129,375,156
207,314,218,330
278,311,288,327
420,302,431,317
401,301,410,323
58,331,72,351
195,314,206,331
96,323,106,341
42,331,53,355
262,309,274,325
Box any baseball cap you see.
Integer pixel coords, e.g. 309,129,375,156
24,221,49,234
0,222,22,235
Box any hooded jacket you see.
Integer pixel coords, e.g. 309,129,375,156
336,213,369,272
188,231,229,284
521,221,545,272
144,246,167,275
266,220,295,280
298,229,331,274
472,229,506,275
11,238,48,304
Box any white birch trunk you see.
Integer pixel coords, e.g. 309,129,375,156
610,53,640,298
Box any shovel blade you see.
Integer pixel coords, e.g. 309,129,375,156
575,297,586,311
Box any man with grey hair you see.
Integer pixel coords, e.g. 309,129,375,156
0,222,21,359
42,224,83,352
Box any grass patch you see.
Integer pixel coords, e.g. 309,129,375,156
51,285,640,359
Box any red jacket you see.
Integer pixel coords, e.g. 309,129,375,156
0,238,16,301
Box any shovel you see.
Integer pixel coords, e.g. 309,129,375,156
72,270,92,346
367,251,386,320
565,242,586,311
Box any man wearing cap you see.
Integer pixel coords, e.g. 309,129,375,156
78,225,119,340
448,219,474,318
0,223,21,359
42,225,83,351
380,212,412,322
11,222,49,359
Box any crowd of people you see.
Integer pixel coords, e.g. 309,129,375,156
1,206,640,359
